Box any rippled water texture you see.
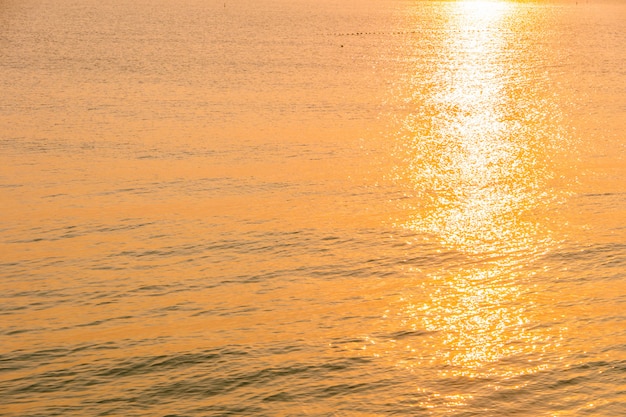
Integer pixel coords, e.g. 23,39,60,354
1,0,625,415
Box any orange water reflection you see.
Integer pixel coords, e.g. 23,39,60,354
397,0,564,256
385,0,570,402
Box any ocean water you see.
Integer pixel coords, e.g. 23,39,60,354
1,0,625,415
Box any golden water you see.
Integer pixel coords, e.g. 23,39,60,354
1,0,625,415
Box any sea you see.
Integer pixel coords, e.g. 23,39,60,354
1,0,625,415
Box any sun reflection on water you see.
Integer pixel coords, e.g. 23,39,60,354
396,0,561,256
382,0,569,405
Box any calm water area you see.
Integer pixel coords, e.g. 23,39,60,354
1,0,625,415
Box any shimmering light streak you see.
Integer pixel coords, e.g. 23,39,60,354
397,0,561,256
384,0,569,396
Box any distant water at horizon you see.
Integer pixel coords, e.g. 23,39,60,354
1,0,625,415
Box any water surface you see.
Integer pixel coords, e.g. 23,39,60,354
1,0,625,415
